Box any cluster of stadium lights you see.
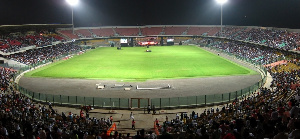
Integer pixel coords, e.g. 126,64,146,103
66,0,79,34
66,0,79,6
216,0,228,37
66,0,227,35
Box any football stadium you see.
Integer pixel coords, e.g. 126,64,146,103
0,0,300,138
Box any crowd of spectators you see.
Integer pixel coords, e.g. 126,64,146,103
4,42,81,65
0,88,116,139
0,39,26,53
0,67,16,93
153,60,300,139
219,27,300,51
210,40,285,65
0,38,121,139
0,33,64,53
0,67,138,138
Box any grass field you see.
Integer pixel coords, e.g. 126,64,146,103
25,45,257,81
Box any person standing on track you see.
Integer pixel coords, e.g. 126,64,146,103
132,119,136,130
130,112,134,120
147,105,151,114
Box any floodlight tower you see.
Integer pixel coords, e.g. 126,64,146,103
216,0,228,37
66,0,79,34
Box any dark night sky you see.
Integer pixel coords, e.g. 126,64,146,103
1,0,300,29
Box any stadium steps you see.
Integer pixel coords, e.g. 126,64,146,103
183,26,190,35
138,27,142,36
57,31,72,40
112,28,118,36
231,27,247,40
182,27,188,35
160,27,165,35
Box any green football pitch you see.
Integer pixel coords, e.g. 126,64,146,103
25,45,257,81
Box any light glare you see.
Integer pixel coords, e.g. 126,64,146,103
216,0,228,4
66,0,79,6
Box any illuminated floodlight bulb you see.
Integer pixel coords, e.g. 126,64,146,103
216,0,228,5
66,0,79,6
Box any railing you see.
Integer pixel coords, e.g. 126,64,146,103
15,44,267,110
16,72,266,109
17,86,130,108
150,76,265,109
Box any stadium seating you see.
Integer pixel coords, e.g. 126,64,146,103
229,27,252,40
163,27,187,35
90,28,115,37
51,34,65,41
0,34,63,53
219,26,246,38
58,30,79,39
187,27,212,35
114,27,139,36
4,42,81,65
207,27,221,36
75,29,93,38
140,27,163,36
226,27,300,50
56,25,300,51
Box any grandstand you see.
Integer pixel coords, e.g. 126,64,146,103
51,25,300,51
90,27,115,37
58,30,79,39
187,26,212,35
75,29,93,38
0,24,299,139
140,26,164,36
207,27,221,36
114,27,140,36
55,25,300,51
163,26,187,35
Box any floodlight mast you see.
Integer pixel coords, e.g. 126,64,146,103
66,0,79,34
216,0,228,37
